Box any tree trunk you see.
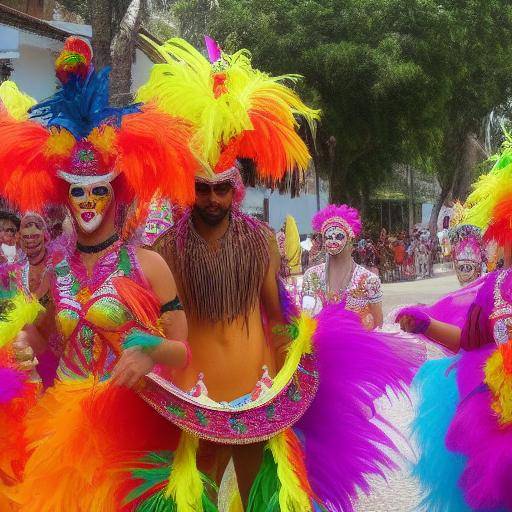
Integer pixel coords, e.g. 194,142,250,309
407,165,415,233
428,180,452,236
452,132,486,200
110,0,143,106
88,0,112,71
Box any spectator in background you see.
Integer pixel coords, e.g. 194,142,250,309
0,211,20,263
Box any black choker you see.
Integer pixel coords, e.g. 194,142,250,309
77,233,120,254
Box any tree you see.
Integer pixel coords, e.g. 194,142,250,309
58,0,174,105
173,0,512,217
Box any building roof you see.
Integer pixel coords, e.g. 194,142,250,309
0,3,164,62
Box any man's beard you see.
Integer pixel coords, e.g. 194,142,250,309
193,204,231,226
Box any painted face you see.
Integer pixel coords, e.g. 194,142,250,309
323,225,349,255
20,215,46,258
454,259,481,285
68,181,113,233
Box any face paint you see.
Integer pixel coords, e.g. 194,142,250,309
323,225,348,256
20,215,46,258
454,260,481,285
68,181,113,233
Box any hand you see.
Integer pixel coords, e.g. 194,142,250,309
110,347,155,388
396,307,431,334
13,330,37,371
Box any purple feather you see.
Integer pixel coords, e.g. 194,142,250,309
446,346,512,510
278,277,298,323
204,35,221,63
296,305,424,511
0,366,26,403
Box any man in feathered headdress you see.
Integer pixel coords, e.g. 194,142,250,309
141,36,319,504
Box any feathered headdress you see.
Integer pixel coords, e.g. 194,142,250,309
0,37,197,214
312,204,362,238
136,37,319,183
464,133,512,245
0,81,36,120
448,224,483,263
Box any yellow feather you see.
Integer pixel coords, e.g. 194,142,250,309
285,215,302,275
272,313,316,392
484,342,512,424
165,432,204,511
0,81,36,120
45,128,76,158
137,36,319,174
268,433,312,511
464,139,512,230
0,292,44,349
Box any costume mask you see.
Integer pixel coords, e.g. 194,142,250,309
68,181,113,233
323,225,349,256
449,225,483,286
20,214,47,258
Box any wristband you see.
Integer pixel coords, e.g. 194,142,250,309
396,306,431,334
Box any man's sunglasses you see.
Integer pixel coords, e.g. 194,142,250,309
0,228,16,234
195,181,233,196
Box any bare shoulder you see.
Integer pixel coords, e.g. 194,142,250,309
136,248,173,279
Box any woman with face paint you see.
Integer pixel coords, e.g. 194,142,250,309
0,37,198,510
302,204,384,328
395,137,512,511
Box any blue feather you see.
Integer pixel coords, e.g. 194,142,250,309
30,67,140,138
411,356,471,512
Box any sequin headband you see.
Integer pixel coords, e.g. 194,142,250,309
321,216,355,239
195,165,245,205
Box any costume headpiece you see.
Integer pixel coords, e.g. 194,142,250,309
464,133,512,245
136,36,319,192
448,224,483,263
312,204,362,239
0,37,197,213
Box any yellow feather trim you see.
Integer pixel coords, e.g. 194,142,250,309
0,292,44,349
484,341,512,425
272,313,316,393
45,128,76,158
268,433,313,512
0,81,36,120
285,215,302,274
165,432,203,511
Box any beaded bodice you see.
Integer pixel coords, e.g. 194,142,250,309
489,268,512,345
302,262,382,316
51,244,144,380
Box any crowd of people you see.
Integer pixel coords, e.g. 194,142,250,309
298,225,441,283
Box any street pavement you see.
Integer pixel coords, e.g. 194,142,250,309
356,272,459,512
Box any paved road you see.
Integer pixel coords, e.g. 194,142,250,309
381,271,459,315
356,272,460,512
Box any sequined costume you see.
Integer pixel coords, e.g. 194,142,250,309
302,262,383,318
302,204,383,328
52,242,146,380
0,37,197,511
406,137,512,511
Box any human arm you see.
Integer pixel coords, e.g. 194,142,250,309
110,249,189,387
366,272,384,328
397,307,461,352
261,236,290,370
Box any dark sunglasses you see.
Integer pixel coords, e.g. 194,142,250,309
1,227,16,234
195,181,233,196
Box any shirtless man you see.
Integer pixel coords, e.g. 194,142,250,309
153,166,287,504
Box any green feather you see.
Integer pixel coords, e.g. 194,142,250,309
118,246,132,275
247,448,280,512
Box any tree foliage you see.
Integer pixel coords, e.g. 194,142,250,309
173,0,512,207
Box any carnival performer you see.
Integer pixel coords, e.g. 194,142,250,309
130,36,423,512
0,36,198,511
448,224,484,286
302,204,383,328
397,137,512,511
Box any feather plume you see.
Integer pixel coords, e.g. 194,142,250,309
0,81,36,120
136,37,319,180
